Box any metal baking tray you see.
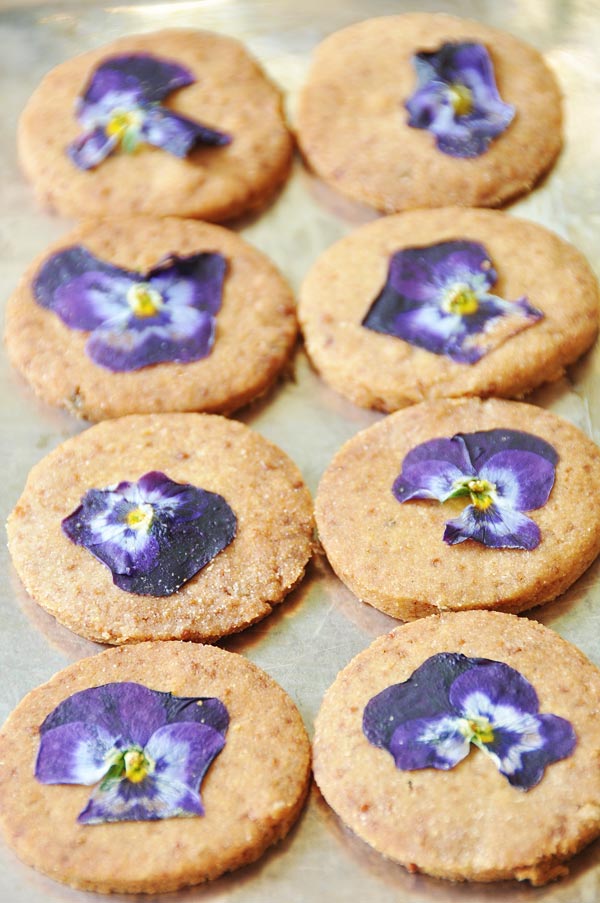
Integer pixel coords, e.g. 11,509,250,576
1,0,599,900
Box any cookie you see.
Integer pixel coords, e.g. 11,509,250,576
7,413,314,644
297,13,562,212
18,29,292,221
315,397,600,620
5,217,297,421
299,208,599,413
0,641,311,893
313,610,600,884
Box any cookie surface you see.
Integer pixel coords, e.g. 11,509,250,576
299,208,599,412
0,641,311,893
5,217,297,421
313,611,600,884
18,29,292,221
7,413,313,644
315,398,600,619
297,14,562,212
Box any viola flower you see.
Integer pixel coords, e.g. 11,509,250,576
362,240,543,364
68,54,231,170
62,471,237,596
392,428,558,550
35,682,229,823
405,42,515,157
363,653,576,791
33,246,227,372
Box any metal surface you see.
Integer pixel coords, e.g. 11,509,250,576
1,0,600,900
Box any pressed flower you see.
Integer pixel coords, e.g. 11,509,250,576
62,471,237,596
362,240,543,364
35,682,228,823
34,246,227,372
363,653,576,790
392,428,558,550
68,54,231,170
405,42,515,157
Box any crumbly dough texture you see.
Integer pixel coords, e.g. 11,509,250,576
5,217,297,421
313,611,600,884
18,29,293,221
0,641,311,893
315,398,600,620
299,208,599,412
7,413,314,644
297,13,562,212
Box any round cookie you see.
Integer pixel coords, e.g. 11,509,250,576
315,397,600,620
7,413,314,644
18,29,292,221
299,208,599,412
297,14,562,212
5,217,297,421
0,641,311,893
313,611,600,884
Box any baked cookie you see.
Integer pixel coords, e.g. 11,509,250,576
5,217,297,421
315,397,600,620
297,13,562,212
7,413,313,644
313,610,600,884
18,29,292,221
299,208,599,412
0,641,310,893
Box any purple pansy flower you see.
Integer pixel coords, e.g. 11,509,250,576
33,246,227,372
35,682,228,823
362,241,543,364
62,471,237,596
405,42,515,157
68,54,231,170
363,653,576,791
393,428,558,550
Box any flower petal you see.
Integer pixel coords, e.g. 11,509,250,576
141,107,231,157
481,449,557,511
35,722,115,785
67,127,118,170
389,714,470,771
443,500,541,549
392,435,474,502
148,253,227,315
458,428,559,472
495,714,577,790
80,54,195,108
449,660,540,716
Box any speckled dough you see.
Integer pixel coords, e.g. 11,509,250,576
315,398,600,620
18,29,293,221
7,413,314,644
0,642,311,893
5,217,298,421
297,14,562,212
313,611,600,884
299,209,599,412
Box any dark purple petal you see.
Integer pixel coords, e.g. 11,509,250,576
35,722,115,785
498,714,577,790
67,127,118,170
389,714,470,770
80,54,195,108
458,428,559,472
141,107,231,157
443,500,541,549
449,661,539,716
481,450,556,512
392,434,474,502
148,253,227,316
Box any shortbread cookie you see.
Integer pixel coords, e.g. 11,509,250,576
5,217,297,421
18,29,292,221
0,641,311,893
314,610,600,884
299,208,599,412
7,413,314,644
315,398,600,619
297,14,562,212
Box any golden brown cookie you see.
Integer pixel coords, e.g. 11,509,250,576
314,610,600,884
299,208,599,413
18,29,292,221
315,398,600,619
297,14,562,212
5,217,297,421
0,641,311,893
7,413,314,644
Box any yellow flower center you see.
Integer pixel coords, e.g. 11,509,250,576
448,83,473,116
127,283,164,318
467,478,496,510
125,503,154,530
106,109,143,139
463,716,495,745
123,748,153,783
442,284,479,316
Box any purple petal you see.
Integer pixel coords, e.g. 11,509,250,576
443,500,541,549
449,661,539,716
459,429,559,473
67,127,118,170
392,435,474,502
389,714,470,770
80,54,195,108
480,450,556,511
148,253,227,315
141,107,231,157
497,714,577,790
35,722,115,785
